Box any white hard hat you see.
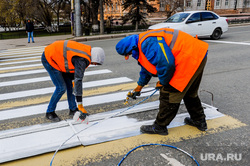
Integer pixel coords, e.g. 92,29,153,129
91,47,105,65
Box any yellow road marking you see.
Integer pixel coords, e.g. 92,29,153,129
0,57,40,64
0,66,43,74
0,82,138,110
1,115,246,166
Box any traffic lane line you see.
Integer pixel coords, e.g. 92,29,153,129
1,115,246,166
204,40,250,45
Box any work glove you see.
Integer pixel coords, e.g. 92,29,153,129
127,85,143,100
73,104,89,124
155,81,163,89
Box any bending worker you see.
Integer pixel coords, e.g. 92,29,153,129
41,40,105,122
116,28,208,135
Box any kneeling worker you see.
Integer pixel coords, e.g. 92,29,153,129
116,28,208,135
41,40,105,122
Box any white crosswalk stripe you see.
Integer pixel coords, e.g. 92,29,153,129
0,54,40,60
0,88,155,121
0,77,132,101
0,69,111,78
0,69,112,87
0,59,41,66
0,47,137,121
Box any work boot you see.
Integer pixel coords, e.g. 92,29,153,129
184,117,207,131
69,108,78,116
46,112,61,122
140,122,168,135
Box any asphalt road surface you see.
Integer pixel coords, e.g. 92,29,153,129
0,25,250,166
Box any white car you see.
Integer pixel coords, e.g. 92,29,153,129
148,11,228,40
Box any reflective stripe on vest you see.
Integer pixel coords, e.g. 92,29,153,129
140,29,179,50
138,29,178,75
44,40,91,73
63,40,91,72
138,28,209,92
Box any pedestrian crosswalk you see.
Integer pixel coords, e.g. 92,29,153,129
0,46,146,121
0,46,231,164
0,45,163,163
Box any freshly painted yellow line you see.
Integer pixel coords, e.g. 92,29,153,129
1,115,246,166
0,82,138,110
0,66,43,74
0,57,40,63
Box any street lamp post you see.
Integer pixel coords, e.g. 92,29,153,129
75,0,82,37
183,0,186,11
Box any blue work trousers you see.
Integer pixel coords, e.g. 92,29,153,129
41,52,77,113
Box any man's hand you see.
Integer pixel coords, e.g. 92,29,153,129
73,104,89,124
127,85,143,100
155,81,163,89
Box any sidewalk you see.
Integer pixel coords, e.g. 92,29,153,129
0,35,74,51
0,33,138,51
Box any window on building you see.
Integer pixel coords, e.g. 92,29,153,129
187,1,191,7
216,0,220,6
160,1,164,8
225,0,229,6
245,0,250,7
197,0,201,7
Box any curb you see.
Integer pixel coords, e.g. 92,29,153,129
72,32,140,42
71,23,250,42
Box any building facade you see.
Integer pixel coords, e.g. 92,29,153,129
103,0,250,21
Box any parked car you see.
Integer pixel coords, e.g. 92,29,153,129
148,11,228,40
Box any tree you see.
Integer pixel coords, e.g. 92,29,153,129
0,0,32,31
13,0,34,27
50,0,70,32
122,0,156,31
157,0,183,18
80,0,111,33
31,0,54,32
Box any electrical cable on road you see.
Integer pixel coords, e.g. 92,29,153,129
50,89,159,166
118,143,200,166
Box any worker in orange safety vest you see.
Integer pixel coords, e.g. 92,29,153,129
116,28,208,135
42,40,105,122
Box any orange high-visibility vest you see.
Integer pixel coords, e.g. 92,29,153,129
44,40,91,73
138,28,209,92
